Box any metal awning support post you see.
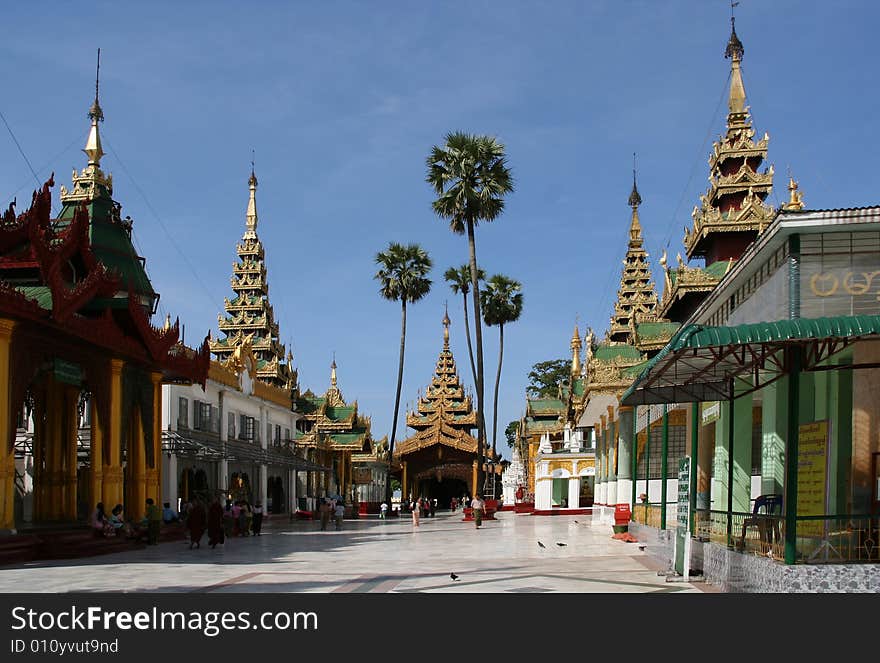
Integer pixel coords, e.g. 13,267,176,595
784,346,802,564
631,405,638,518
660,404,669,530
726,380,735,548
645,407,651,506
690,402,699,536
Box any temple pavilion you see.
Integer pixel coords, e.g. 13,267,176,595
394,311,500,507
293,360,386,514
1,71,209,531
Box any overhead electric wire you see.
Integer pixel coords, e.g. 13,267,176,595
103,137,224,321
652,70,732,263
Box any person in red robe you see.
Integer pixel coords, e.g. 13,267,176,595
187,498,207,549
207,497,225,549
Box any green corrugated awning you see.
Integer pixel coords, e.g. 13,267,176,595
621,315,880,406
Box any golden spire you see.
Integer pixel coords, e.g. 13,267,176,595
628,155,643,248
570,324,582,376
330,356,337,387
442,304,451,347
782,173,805,211
245,157,258,239
163,313,171,331
84,48,105,167
725,16,747,119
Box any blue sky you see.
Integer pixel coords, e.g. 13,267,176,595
2,1,877,460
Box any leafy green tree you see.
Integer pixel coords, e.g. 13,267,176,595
374,242,432,500
443,264,485,390
504,420,520,448
526,359,570,398
481,274,523,457
427,132,513,494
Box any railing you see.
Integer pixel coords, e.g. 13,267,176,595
633,502,678,529
694,510,879,564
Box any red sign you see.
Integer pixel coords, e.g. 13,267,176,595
614,503,631,525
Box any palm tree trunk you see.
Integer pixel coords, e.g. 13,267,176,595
466,220,485,495
492,322,504,458
462,292,478,391
387,299,407,503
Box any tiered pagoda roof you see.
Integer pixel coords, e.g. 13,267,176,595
0,67,209,389
294,361,373,453
209,169,296,389
660,18,775,322
608,174,659,343
395,311,480,458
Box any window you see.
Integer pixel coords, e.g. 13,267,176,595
283,427,290,442
240,414,248,440
275,424,282,445
178,397,189,429
267,422,273,446
254,421,260,443
193,400,203,430
228,412,236,439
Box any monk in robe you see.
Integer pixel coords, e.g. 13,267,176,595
188,498,207,549
207,498,225,549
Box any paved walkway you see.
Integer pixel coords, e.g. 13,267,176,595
0,511,709,593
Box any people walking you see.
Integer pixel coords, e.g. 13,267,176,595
319,498,331,531
411,498,421,527
252,501,264,536
471,494,486,529
187,498,206,548
207,497,224,549
145,498,163,545
380,501,388,519
334,501,345,531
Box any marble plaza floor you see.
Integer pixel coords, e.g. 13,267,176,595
0,511,711,593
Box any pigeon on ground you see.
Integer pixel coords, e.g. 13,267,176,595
537,541,546,549
573,520,579,524
556,542,567,547
450,572,459,581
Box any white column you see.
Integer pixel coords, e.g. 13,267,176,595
536,478,552,510
289,468,297,513
164,454,178,510
567,476,580,510
606,479,618,507
218,459,228,494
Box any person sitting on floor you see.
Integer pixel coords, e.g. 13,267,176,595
91,502,110,537
162,502,179,524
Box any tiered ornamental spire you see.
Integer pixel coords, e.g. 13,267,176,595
396,311,479,457
210,169,296,389
682,17,775,265
660,17,775,323
608,172,659,343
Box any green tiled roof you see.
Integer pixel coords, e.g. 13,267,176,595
525,418,563,434
594,344,641,361
57,194,156,310
325,406,354,421
528,398,565,415
15,286,53,310
636,322,680,339
329,432,365,445
705,259,735,278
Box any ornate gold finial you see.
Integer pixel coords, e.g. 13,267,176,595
84,48,105,167
782,172,805,211
725,13,747,117
245,158,258,239
331,354,337,387
163,313,171,331
628,153,642,208
571,323,582,376
659,248,667,268
442,304,451,347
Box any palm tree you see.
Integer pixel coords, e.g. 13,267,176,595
480,274,523,458
426,132,513,495
374,242,433,501
443,264,485,390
